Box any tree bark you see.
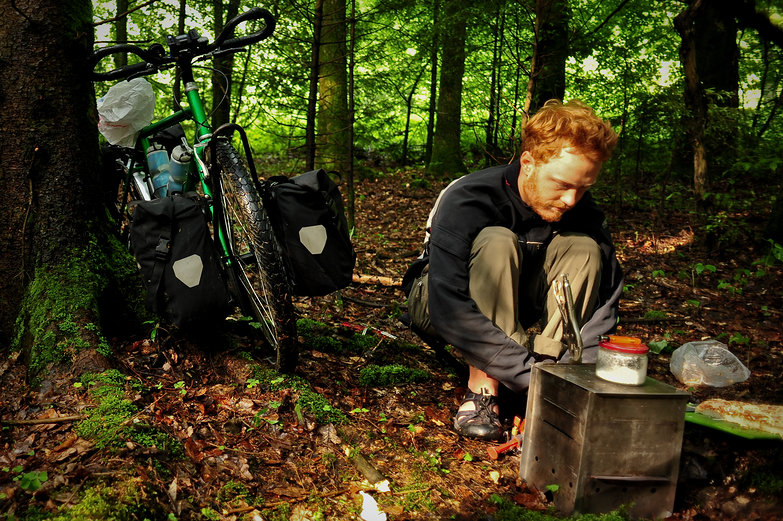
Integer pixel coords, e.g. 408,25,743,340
316,0,351,175
0,0,142,379
424,0,439,166
212,0,241,130
525,0,569,115
428,1,467,177
306,0,323,170
114,0,128,67
674,0,709,201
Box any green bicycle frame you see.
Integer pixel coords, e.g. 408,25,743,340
132,78,233,259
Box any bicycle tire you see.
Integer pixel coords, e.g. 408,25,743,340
212,139,299,372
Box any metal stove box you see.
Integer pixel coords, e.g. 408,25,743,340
519,364,689,519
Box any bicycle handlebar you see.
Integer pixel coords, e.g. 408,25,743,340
91,7,275,82
211,7,275,52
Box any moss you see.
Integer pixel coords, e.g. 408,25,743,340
43,479,161,521
77,370,182,456
489,494,632,521
13,228,146,381
358,364,430,387
252,366,347,425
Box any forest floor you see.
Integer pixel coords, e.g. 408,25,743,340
1,166,783,520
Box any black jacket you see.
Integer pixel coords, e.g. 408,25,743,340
402,160,624,392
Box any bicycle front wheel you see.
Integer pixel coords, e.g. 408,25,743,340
212,139,298,372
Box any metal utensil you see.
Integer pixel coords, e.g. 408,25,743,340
553,273,583,363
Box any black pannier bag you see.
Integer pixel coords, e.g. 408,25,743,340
129,195,232,328
264,169,356,296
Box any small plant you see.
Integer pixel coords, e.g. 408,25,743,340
648,340,672,354
17,470,48,492
643,309,668,320
729,332,750,345
358,364,430,386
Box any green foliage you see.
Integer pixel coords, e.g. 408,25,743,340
741,448,783,494
18,470,48,492
648,340,673,354
489,494,631,521
41,480,156,521
358,364,430,387
297,318,343,352
642,309,668,320
761,240,783,265
252,367,347,424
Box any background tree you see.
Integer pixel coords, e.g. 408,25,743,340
525,0,569,114
212,0,241,129
316,0,351,174
428,1,468,176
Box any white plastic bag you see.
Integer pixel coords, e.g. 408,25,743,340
669,340,750,387
97,78,155,147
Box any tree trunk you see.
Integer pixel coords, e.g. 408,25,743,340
428,1,467,177
212,0,241,130
0,0,142,379
172,0,186,112
306,0,323,170
525,0,569,115
316,0,350,174
346,0,356,228
424,0,439,166
114,0,128,67
485,2,501,166
695,0,739,175
402,67,425,166
674,0,709,201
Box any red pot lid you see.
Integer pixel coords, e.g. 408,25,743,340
599,339,649,354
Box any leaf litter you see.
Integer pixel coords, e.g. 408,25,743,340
1,170,782,519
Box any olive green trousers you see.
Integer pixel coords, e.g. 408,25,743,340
407,227,602,358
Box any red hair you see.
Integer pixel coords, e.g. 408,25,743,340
523,99,618,163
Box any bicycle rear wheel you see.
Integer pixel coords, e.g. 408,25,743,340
212,139,298,371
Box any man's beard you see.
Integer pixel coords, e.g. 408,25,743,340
521,178,568,222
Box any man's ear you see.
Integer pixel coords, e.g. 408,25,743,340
520,150,534,176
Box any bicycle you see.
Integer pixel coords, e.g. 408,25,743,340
91,7,298,372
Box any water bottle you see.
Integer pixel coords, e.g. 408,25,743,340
147,144,170,198
167,145,191,195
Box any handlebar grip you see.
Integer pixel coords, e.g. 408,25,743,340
92,61,153,81
212,7,275,51
90,43,165,81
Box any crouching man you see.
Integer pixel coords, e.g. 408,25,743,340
402,100,624,441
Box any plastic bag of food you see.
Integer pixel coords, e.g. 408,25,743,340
669,340,750,387
97,78,155,147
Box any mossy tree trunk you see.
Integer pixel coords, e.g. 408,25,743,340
316,0,351,175
0,0,144,382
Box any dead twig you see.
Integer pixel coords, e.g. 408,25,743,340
622,316,687,323
341,294,390,308
1,415,86,426
352,274,401,287
226,488,351,513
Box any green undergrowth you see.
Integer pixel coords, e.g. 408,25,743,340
740,447,783,495
297,317,418,355
75,369,183,458
359,364,430,386
251,365,347,424
490,495,632,521
10,478,164,521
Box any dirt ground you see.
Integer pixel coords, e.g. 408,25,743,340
1,169,782,520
